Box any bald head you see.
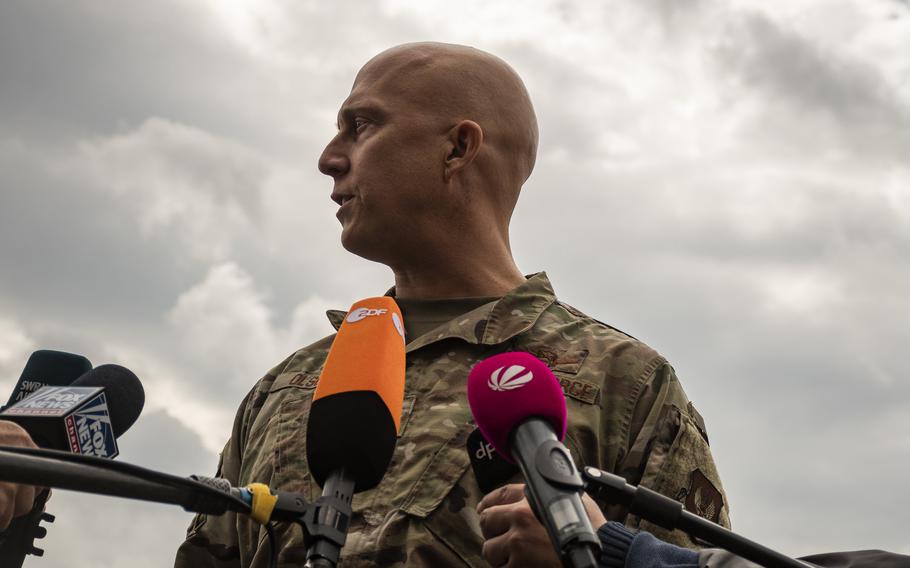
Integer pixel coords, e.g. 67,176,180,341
319,43,538,277
354,42,539,194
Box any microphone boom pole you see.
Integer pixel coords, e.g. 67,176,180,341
583,467,810,568
0,447,244,515
0,446,351,566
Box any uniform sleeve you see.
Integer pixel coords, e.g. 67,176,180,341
617,362,731,548
173,388,254,568
597,522,700,568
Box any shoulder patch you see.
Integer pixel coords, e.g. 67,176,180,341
683,468,724,524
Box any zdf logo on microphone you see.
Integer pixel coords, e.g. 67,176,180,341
346,307,388,323
487,365,533,391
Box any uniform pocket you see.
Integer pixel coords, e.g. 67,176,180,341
401,420,479,567
347,388,479,565
399,421,473,516
360,392,473,516
240,385,318,503
274,394,317,501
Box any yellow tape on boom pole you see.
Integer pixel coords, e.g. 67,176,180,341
247,483,278,524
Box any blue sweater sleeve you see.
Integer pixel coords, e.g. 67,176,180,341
597,522,699,568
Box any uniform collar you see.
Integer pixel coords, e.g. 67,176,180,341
325,272,557,353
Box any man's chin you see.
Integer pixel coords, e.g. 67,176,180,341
340,231,390,265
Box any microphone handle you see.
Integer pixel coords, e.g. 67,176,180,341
0,489,54,567
305,468,355,568
512,419,600,568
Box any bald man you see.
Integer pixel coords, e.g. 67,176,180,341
174,43,729,568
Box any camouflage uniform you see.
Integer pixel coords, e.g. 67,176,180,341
174,272,729,567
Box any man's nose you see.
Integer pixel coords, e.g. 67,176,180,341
318,138,350,178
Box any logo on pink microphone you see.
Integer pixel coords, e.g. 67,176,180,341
488,365,534,391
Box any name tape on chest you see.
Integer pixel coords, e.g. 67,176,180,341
557,376,600,405
270,372,320,393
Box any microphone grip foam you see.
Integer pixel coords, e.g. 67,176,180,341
306,297,405,492
306,391,398,491
467,352,567,463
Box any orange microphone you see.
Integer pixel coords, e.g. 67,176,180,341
306,297,406,493
304,297,405,566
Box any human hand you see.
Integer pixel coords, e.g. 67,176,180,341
0,420,40,530
476,483,608,567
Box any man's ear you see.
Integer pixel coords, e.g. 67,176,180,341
444,120,483,182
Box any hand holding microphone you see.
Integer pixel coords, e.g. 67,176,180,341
0,352,144,567
0,349,92,530
0,421,40,530
477,483,607,568
467,352,601,568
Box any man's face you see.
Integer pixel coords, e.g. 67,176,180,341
318,60,447,264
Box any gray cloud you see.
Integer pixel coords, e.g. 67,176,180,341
713,10,910,163
0,141,199,326
2,0,909,563
116,409,219,476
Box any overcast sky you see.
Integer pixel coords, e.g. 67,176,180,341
1,0,908,566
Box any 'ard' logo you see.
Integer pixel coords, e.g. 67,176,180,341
488,365,533,391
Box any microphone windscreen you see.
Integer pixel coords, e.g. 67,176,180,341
467,352,567,463
312,297,406,428
5,350,92,407
307,297,406,490
71,364,145,437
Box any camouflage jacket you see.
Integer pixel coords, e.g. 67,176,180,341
174,272,730,567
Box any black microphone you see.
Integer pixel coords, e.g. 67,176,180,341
1,364,144,455
467,428,520,494
3,350,92,410
467,352,600,568
0,350,92,561
0,363,144,567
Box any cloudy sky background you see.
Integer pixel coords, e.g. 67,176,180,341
1,0,908,565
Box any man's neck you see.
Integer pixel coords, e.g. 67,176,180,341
391,260,526,300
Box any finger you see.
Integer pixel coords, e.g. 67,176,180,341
484,515,563,568
581,491,607,528
13,483,36,518
479,500,529,539
481,532,510,567
0,421,38,447
477,483,526,513
0,484,15,530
